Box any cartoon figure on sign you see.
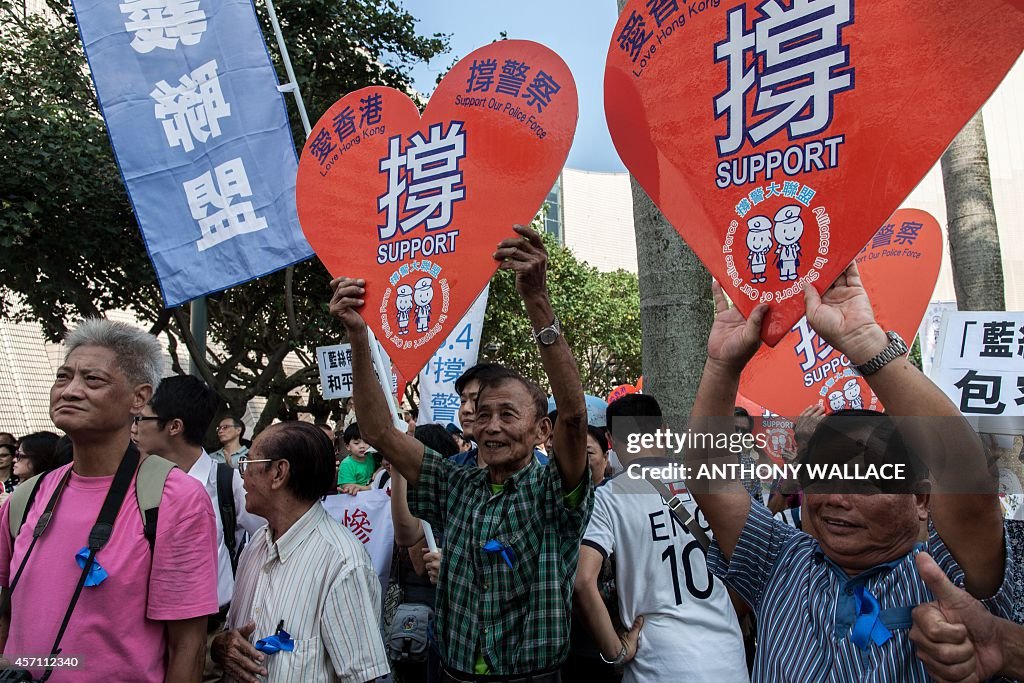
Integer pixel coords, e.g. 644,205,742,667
745,216,773,284
395,285,413,336
828,390,846,412
843,379,863,409
414,277,434,333
772,205,804,282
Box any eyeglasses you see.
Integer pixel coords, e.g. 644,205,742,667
132,415,161,425
216,424,239,432
238,456,277,474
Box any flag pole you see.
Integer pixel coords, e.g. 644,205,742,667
262,0,403,429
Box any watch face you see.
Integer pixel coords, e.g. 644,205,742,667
538,328,559,345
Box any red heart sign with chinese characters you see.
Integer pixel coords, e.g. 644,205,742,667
605,0,1023,345
740,209,942,416
296,41,577,380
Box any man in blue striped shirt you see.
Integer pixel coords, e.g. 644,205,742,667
688,262,1012,682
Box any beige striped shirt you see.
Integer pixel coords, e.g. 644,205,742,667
226,502,390,683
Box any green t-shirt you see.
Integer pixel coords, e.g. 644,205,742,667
337,454,376,486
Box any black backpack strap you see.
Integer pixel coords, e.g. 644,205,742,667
216,463,238,575
37,445,140,682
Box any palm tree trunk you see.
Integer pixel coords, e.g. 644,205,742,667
940,111,1005,311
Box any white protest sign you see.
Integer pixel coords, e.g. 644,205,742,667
317,341,399,400
418,286,488,426
931,311,1024,419
323,490,394,588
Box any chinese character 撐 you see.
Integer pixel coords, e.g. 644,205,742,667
735,198,752,218
522,71,561,113
431,357,467,385
466,58,498,93
308,129,336,165
120,0,207,53
791,318,835,372
150,60,230,153
872,224,895,249
496,60,530,97
980,320,1015,358
953,370,1006,415
183,157,268,251
333,106,357,144
714,0,854,156
377,122,467,240
360,93,383,127
617,11,653,63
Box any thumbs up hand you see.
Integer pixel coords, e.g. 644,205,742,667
909,552,1004,682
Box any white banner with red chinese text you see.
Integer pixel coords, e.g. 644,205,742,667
322,490,394,588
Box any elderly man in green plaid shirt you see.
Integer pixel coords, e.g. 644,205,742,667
330,225,593,683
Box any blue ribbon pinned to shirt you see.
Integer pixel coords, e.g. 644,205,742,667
75,547,108,587
482,540,515,569
256,628,294,654
851,585,892,649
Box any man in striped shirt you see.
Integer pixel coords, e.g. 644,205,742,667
211,421,390,683
688,262,1012,681
329,224,593,682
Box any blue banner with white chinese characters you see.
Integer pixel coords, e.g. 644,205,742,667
71,0,313,306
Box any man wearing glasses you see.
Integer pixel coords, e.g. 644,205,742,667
211,417,249,469
133,375,265,679
212,422,390,683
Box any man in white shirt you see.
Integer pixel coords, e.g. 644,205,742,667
212,421,390,683
133,375,265,678
575,394,749,683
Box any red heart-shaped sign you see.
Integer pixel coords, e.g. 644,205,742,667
605,0,1022,345
297,40,578,379
740,208,942,416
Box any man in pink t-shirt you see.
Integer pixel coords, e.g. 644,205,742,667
0,319,218,681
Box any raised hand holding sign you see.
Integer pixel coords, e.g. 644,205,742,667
298,40,578,380
605,0,1023,344
740,209,942,416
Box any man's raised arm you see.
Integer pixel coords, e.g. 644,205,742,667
494,225,587,489
329,277,425,486
803,262,1004,597
686,282,767,559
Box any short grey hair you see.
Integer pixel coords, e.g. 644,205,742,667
64,319,163,388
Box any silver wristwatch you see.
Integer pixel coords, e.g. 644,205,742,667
855,331,908,376
532,315,561,346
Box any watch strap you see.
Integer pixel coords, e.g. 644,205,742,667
855,331,908,376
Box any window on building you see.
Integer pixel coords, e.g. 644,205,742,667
540,179,562,243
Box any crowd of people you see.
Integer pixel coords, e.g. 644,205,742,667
0,224,1020,682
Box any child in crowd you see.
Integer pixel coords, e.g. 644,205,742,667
337,423,376,494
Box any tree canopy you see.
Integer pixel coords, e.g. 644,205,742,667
0,0,640,433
